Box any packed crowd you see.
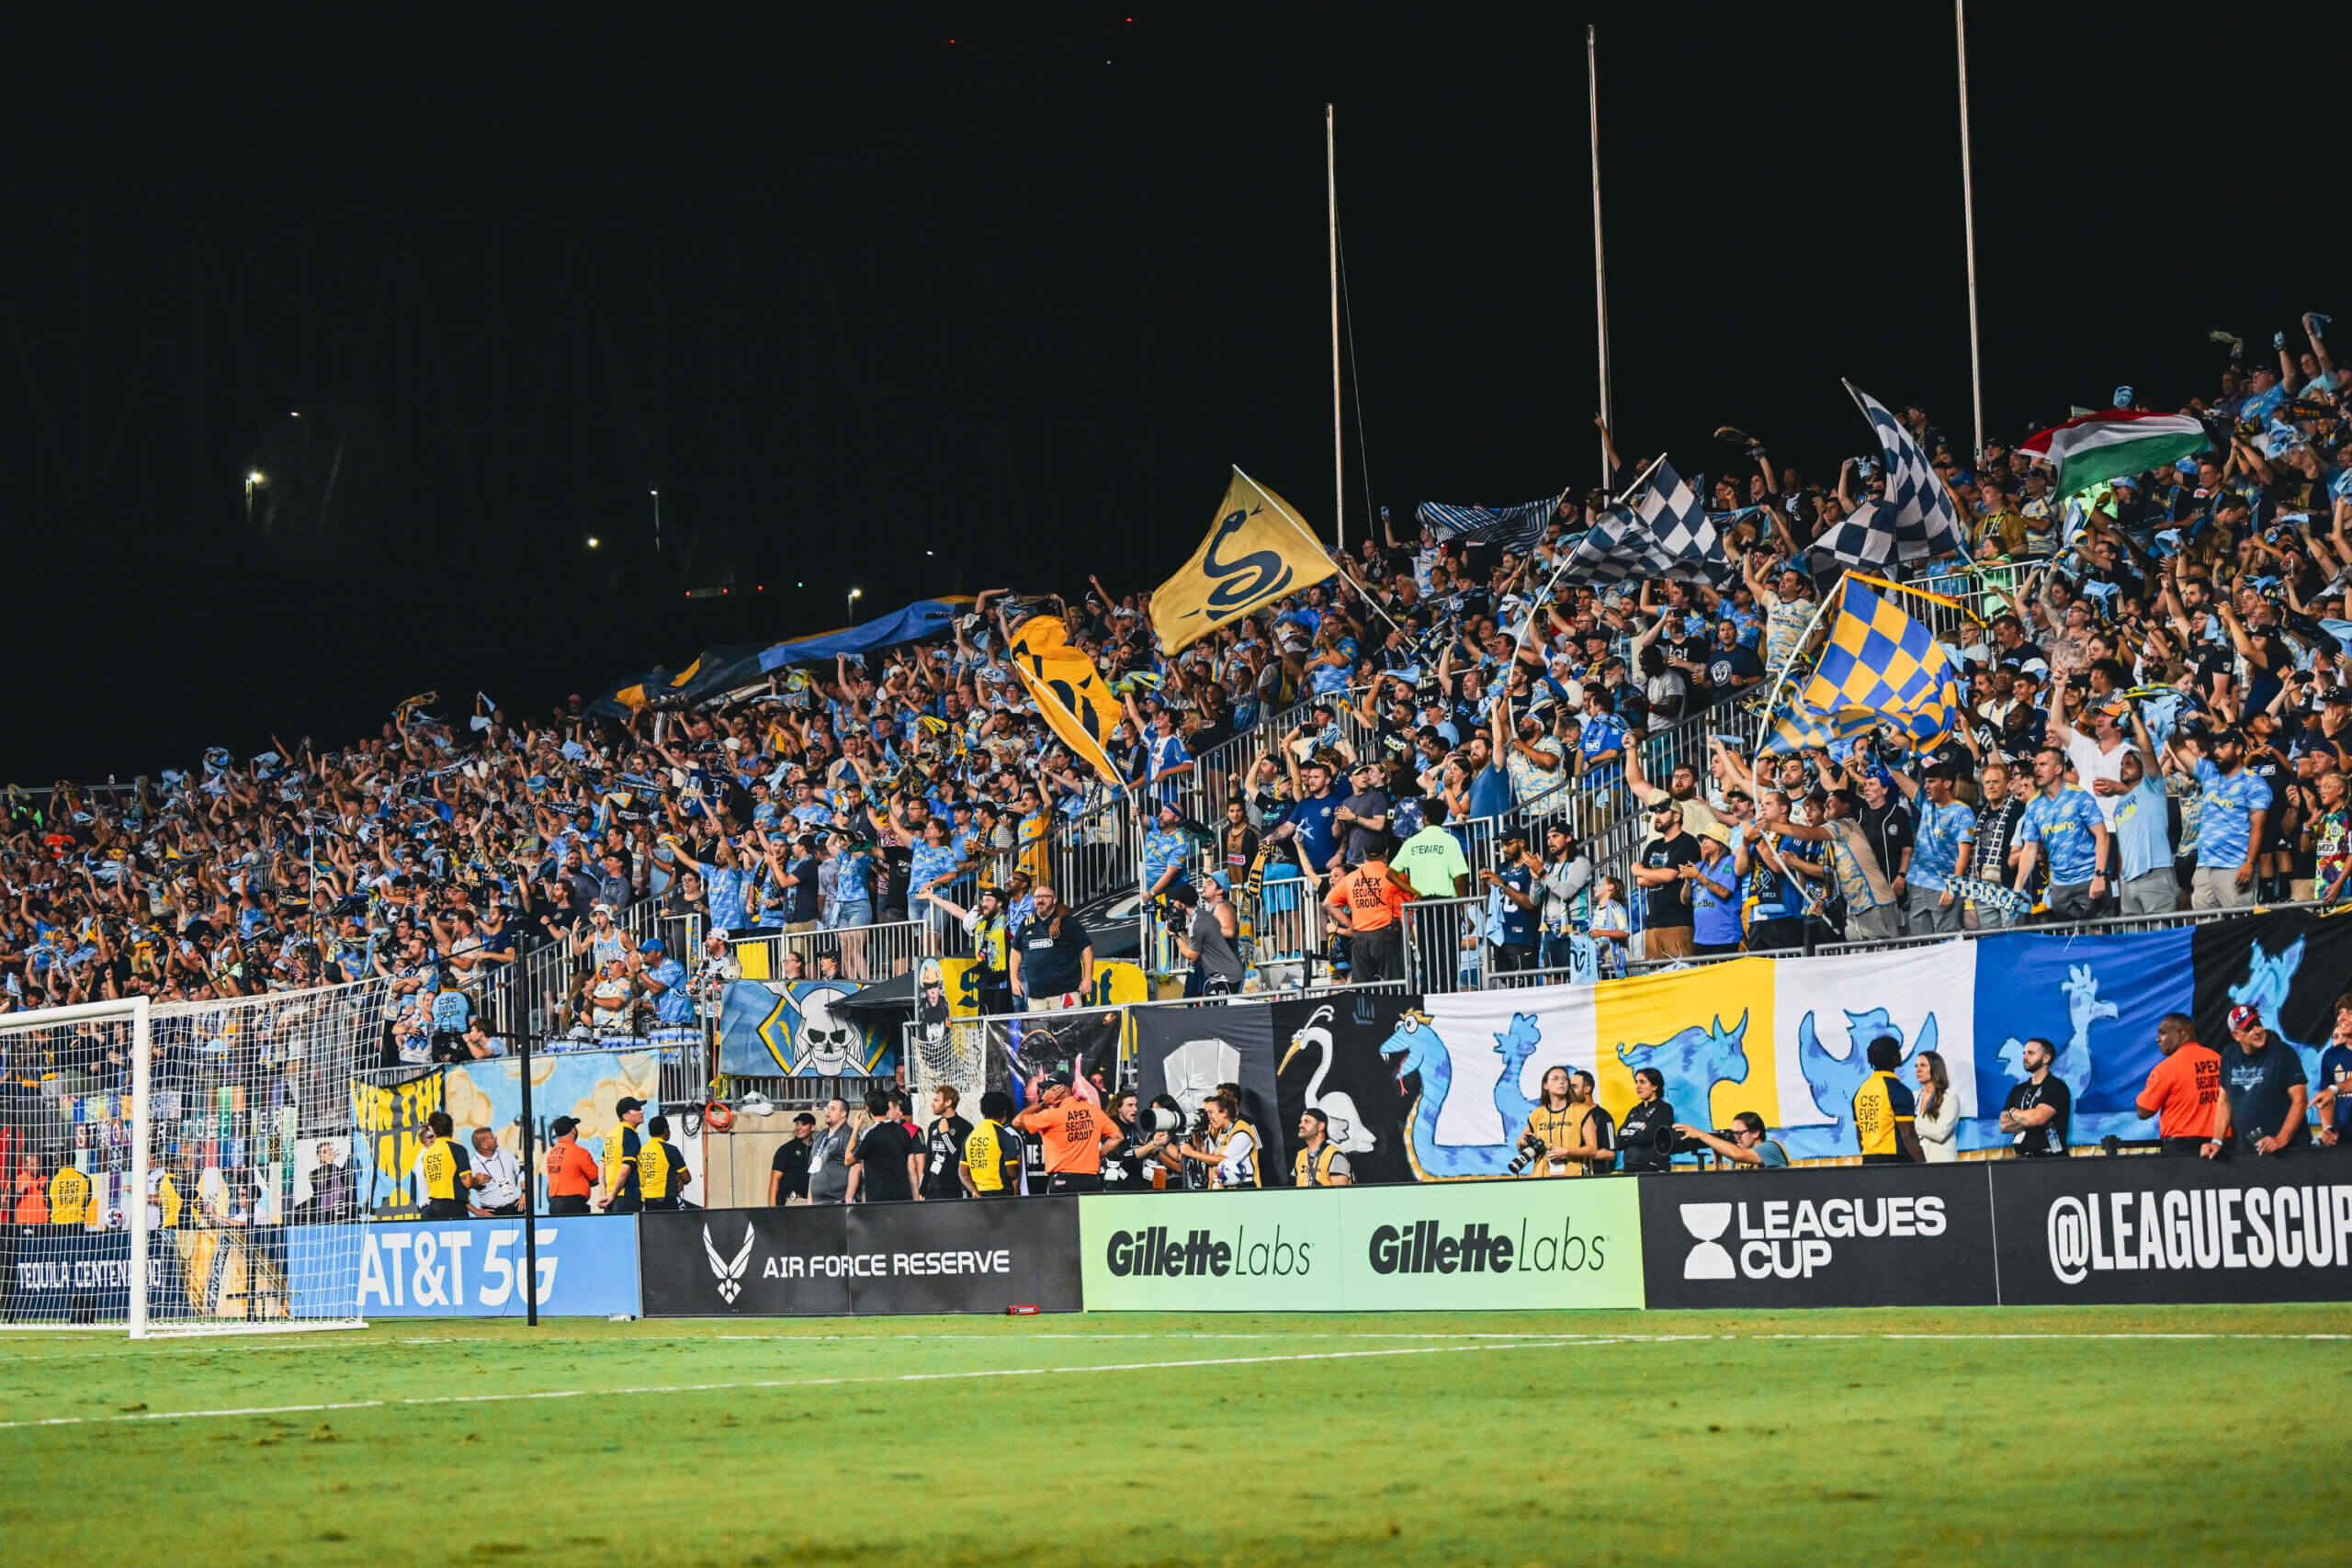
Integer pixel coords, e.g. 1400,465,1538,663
6,316,2350,1057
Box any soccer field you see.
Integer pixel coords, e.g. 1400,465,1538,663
2,1306,2346,1565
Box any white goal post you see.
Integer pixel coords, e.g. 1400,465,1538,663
0,980,390,1337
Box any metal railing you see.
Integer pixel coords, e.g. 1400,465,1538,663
733,917,933,985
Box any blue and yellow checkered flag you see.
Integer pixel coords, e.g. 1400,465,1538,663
1760,575,1965,755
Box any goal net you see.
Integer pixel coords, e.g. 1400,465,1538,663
0,979,392,1337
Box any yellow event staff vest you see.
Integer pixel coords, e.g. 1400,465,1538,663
417,1139,464,1201
49,1168,92,1226
964,1120,1006,1191
639,1137,681,1201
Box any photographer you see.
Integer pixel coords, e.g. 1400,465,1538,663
1615,1067,1676,1174
1671,1112,1790,1168
1171,1091,1261,1189
1515,1066,1614,1177
1292,1107,1352,1186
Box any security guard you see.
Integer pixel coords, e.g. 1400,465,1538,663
637,1114,692,1211
601,1096,647,1213
1292,1107,1352,1186
412,1111,473,1219
960,1091,1021,1198
46,1161,93,1226
1851,1036,1923,1165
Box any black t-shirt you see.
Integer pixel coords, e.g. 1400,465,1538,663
854,1120,920,1203
770,1135,812,1201
1014,913,1091,998
922,1114,973,1199
2001,1075,2072,1157
2245,748,2290,849
1860,799,1916,882
1617,1097,1676,1173
2220,1040,2308,1148
1703,644,1765,694
785,858,820,923
877,843,913,917
1639,833,1701,928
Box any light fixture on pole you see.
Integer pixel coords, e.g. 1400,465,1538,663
650,488,662,553
243,470,266,525
847,587,863,621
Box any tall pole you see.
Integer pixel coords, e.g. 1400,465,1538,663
518,1010,539,1329
1956,0,1984,462
1328,104,1344,552
1588,28,1613,486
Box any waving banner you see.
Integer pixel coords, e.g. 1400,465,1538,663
1152,468,1335,656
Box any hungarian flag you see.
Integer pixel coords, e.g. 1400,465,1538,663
2020,410,2208,497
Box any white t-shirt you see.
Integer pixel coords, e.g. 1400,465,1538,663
2064,732,2131,826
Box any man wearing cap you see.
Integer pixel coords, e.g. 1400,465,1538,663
598,1097,647,1214
1325,844,1407,982
1888,761,1974,934
634,936,694,1033
1140,799,1194,907
1332,761,1393,867
768,1112,816,1205
1685,823,1743,954
2217,1004,2309,1156
544,1116,600,1214
2169,727,2270,910
1012,1072,1125,1195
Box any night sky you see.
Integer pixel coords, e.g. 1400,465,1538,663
10,6,2346,781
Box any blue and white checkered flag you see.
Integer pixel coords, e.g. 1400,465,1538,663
1630,461,1729,582
1808,498,1901,570
1560,505,1665,585
1847,382,1969,562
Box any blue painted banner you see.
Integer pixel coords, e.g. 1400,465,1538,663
1967,928,2195,1148
287,1215,642,1317
717,979,893,1077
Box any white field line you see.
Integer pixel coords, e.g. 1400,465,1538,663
1,1329,2345,1432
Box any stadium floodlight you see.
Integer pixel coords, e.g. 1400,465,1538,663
0,980,393,1337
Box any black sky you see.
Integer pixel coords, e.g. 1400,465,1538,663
8,5,2346,781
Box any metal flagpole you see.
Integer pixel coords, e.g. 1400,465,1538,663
1589,27,1613,485
1956,0,1984,462
1749,571,1850,758
1328,104,1345,553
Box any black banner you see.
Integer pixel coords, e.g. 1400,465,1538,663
1272,993,1418,1188
1637,1163,1998,1308
3,1228,176,1323
1134,1000,1288,1179
2190,908,2352,1096
638,1198,1083,1317
1990,1146,2352,1305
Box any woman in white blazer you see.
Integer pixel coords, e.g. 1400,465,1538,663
1913,1050,1960,1163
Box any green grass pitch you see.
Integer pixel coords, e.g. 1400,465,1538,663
2,1305,2346,1565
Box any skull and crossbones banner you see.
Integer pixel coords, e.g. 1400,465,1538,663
717,979,894,1077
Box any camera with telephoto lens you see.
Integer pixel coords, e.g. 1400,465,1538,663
1673,1127,1738,1156
1507,1127,1555,1176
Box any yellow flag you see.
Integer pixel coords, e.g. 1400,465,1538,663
1152,468,1335,655
1008,614,1126,787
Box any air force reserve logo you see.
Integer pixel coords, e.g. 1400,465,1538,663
703,1221,755,1304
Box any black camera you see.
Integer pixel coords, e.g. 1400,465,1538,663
1673,1127,1736,1156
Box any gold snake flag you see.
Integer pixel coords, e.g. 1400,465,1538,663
1007,613,1126,787
1152,467,1336,656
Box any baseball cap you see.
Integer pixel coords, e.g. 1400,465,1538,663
549,1115,580,1137
1044,1069,1074,1088
2228,1004,2261,1033
615,1096,646,1116
707,928,731,943
638,937,664,954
